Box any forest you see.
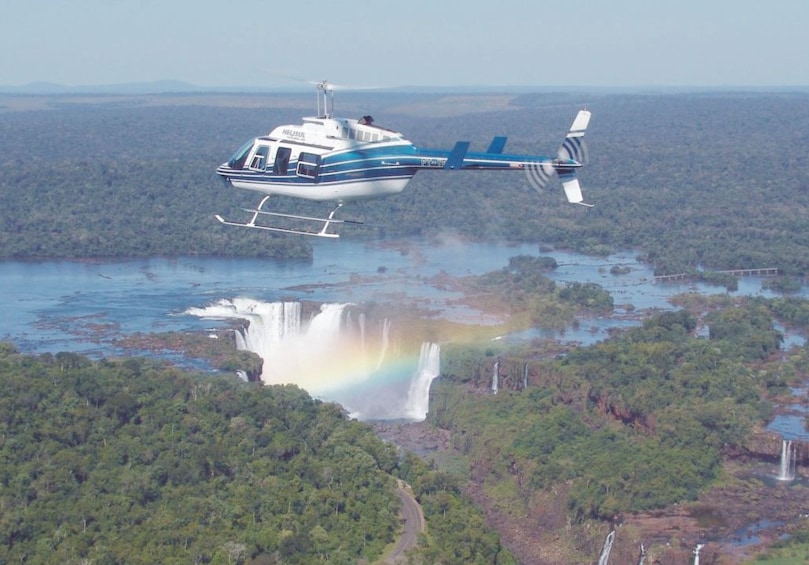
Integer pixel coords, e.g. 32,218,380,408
1,90,809,277
436,303,776,520
3,90,809,563
0,344,513,564
431,292,809,563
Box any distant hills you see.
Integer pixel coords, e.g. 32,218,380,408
3,80,807,95
0,80,305,95
0,80,588,95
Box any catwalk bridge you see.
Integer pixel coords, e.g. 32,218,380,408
654,267,779,282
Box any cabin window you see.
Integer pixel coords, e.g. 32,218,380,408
273,146,292,174
249,145,270,170
296,152,321,179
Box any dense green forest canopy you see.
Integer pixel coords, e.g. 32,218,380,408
0,344,514,564
433,296,805,525
1,91,808,275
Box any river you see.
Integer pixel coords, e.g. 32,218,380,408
0,237,797,358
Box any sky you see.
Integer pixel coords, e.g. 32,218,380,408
2,0,808,90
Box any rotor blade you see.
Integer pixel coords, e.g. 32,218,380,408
558,138,589,165
524,160,556,193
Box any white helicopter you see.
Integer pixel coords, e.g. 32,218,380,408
215,81,592,238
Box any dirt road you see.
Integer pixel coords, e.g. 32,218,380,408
384,481,425,563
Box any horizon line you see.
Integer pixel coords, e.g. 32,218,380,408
1,80,809,95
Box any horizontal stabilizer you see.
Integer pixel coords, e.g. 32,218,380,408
444,141,470,169
560,174,592,207
486,136,507,154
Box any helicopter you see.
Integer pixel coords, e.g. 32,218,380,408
215,81,592,238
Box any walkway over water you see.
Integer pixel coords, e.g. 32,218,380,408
654,267,779,282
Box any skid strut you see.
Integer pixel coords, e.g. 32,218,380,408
215,197,372,238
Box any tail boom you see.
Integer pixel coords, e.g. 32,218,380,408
416,109,593,205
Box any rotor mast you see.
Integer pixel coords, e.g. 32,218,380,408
315,80,335,118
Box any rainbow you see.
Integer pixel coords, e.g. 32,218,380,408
186,298,440,420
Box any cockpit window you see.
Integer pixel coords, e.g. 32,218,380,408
228,140,254,170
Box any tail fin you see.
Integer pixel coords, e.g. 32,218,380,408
559,110,591,164
558,110,592,206
525,110,592,206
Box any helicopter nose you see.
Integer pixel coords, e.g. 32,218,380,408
216,164,234,185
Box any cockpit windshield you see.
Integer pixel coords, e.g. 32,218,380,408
227,139,255,170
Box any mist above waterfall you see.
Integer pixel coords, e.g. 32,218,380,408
187,298,440,421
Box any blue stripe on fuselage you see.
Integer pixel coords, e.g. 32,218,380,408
217,141,575,188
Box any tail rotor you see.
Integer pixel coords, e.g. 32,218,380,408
559,132,589,165
525,160,556,194
524,110,592,205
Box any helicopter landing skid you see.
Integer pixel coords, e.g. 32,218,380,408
215,198,372,238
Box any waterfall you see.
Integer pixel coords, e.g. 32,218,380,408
522,363,528,390
492,361,499,395
597,530,615,565
693,543,704,565
376,318,391,370
305,303,346,340
257,302,350,389
187,298,439,421
358,312,366,353
404,342,441,420
778,439,796,481
225,299,301,356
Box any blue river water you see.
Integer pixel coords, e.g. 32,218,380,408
0,237,798,359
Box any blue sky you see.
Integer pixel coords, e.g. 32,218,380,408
2,0,808,89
